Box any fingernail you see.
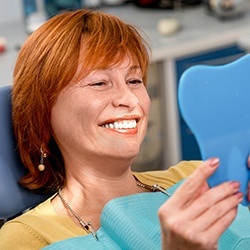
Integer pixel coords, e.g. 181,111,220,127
230,181,240,191
208,158,220,167
234,192,243,200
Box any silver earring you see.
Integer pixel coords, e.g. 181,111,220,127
38,148,47,171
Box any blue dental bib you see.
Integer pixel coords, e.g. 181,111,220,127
43,181,250,250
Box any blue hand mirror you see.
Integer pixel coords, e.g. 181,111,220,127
178,54,250,206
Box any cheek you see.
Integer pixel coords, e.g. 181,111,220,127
138,92,151,137
51,92,104,136
50,104,72,141
50,93,80,140
141,91,151,117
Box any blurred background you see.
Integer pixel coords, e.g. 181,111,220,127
1,0,250,172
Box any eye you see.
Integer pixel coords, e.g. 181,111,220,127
87,80,112,91
89,81,107,87
128,79,143,85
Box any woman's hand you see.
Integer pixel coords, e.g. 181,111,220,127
158,158,243,250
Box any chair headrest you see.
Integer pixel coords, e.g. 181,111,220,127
0,85,50,219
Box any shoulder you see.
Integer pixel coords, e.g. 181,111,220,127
133,160,201,189
0,194,85,249
0,215,48,249
0,196,54,249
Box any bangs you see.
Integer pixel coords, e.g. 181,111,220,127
74,13,150,83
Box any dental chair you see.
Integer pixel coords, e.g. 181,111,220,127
1,55,250,248
0,85,50,223
178,54,250,206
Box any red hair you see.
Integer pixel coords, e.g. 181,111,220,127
12,9,151,192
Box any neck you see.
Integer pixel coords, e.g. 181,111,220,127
52,165,140,230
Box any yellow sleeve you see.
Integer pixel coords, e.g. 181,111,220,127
0,197,86,249
0,221,47,250
133,160,201,189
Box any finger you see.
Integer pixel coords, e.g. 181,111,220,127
247,155,250,201
248,182,250,201
185,181,241,220
198,192,242,232
166,158,220,209
247,155,250,168
198,206,238,244
199,182,210,194
185,181,209,207
186,188,242,232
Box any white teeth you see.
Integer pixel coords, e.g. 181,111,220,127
114,121,119,129
102,119,137,129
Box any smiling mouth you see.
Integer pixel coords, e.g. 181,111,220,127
101,119,138,130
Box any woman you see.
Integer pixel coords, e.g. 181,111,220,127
0,9,244,249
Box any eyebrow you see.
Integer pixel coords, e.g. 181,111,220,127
95,64,141,71
75,65,143,85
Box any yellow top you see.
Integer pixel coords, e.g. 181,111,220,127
0,161,200,250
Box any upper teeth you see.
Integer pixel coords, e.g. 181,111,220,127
103,119,137,129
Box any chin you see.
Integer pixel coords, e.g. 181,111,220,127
110,148,140,161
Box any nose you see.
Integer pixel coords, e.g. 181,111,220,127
112,84,139,110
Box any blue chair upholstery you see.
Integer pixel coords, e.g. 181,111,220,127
178,54,250,206
0,85,50,220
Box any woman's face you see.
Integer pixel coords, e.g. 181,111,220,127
51,56,150,164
